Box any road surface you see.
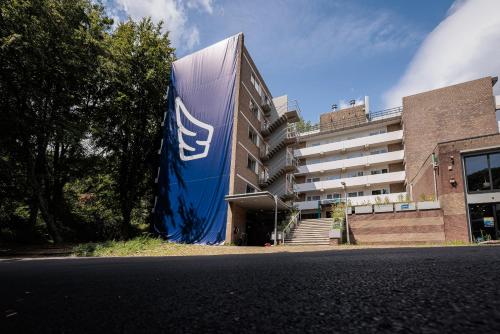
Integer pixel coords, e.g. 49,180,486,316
1,246,500,333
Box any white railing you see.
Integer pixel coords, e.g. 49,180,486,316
296,150,404,175
295,171,406,193
295,192,408,211
294,130,403,158
282,210,301,243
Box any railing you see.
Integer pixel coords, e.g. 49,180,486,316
281,210,301,243
297,106,402,137
285,173,295,195
259,150,298,184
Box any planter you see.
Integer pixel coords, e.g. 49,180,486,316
329,229,342,239
354,205,372,214
374,204,394,213
395,202,416,212
347,207,353,215
417,201,440,210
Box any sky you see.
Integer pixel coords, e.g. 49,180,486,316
104,0,500,123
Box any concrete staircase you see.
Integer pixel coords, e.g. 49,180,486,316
285,218,331,245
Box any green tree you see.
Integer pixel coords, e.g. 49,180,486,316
92,18,174,237
0,0,112,242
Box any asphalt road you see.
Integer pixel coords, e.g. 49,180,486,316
1,246,500,333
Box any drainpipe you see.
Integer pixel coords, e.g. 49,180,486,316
432,153,439,200
341,181,350,244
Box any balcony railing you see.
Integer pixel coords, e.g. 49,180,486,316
294,130,403,158
294,192,408,210
294,171,406,193
296,150,405,175
259,149,298,184
297,106,402,137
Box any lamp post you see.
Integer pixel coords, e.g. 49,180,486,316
341,181,351,244
274,194,278,246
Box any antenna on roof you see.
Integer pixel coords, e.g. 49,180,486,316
349,99,356,107
331,104,337,111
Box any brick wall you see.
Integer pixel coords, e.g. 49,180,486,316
320,105,366,126
411,133,500,242
403,76,497,184
349,210,445,244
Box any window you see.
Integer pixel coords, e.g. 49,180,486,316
306,177,320,183
246,184,256,193
464,152,500,192
251,73,262,97
370,149,387,155
247,155,257,173
369,129,387,136
248,127,257,145
308,158,321,164
326,175,340,181
306,195,321,201
348,192,358,197
370,169,388,175
371,189,388,195
348,171,363,178
311,143,321,147
249,100,258,118
347,152,363,159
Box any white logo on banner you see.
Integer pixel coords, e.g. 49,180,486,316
175,97,214,161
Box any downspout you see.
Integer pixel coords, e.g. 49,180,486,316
432,153,439,200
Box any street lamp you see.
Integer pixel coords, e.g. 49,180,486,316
341,181,351,244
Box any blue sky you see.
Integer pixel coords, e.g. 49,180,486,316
106,0,500,123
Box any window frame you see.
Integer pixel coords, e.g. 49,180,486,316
464,150,500,194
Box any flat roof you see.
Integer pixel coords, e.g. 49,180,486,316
224,191,290,211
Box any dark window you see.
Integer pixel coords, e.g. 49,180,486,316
372,190,382,195
465,154,491,192
489,153,500,189
248,128,257,145
246,184,256,193
247,155,256,173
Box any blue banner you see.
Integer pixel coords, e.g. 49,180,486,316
154,34,240,244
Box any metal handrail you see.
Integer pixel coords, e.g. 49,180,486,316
282,210,301,243
298,106,402,136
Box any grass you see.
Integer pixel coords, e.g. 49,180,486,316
72,236,166,257
71,236,491,258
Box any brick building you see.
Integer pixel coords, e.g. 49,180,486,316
165,34,500,245
291,76,500,244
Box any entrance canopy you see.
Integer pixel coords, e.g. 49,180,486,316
224,192,290,211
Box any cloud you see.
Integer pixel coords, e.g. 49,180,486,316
383,0,500,107
111,0,214,51
273,7,422,68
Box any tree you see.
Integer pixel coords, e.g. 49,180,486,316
0,0,112,242
91,18,174,237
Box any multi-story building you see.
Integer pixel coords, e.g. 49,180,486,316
293,101,406,219
155,33,299,245
157,33,500,246
223,37,300,245
290,76,500,244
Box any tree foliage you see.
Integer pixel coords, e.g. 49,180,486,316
0,0,174,243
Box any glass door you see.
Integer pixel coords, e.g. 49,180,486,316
469,204,497,242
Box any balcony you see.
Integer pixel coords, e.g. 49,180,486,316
296,150,404,175
294,171,406,193
294,192,407,211
297,106,402,138
294,130,403,158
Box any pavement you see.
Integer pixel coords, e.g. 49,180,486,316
1,246,500,333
